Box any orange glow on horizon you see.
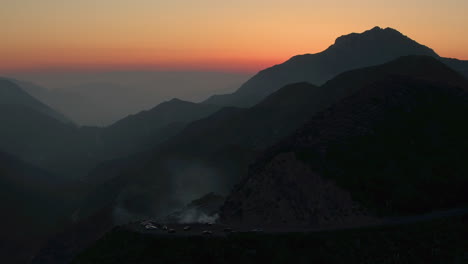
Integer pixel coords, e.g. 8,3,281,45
0,57,283,74
1,1,468,74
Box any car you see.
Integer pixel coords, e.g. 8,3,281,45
202,230,213,235
145,224,158,230
183,226,191,231
168,229,176,233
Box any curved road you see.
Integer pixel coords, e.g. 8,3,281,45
127,207,468,237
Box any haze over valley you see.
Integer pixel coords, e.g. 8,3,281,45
1,1,468,263
6,71,250,126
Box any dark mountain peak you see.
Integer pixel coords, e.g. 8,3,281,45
329,26,438,57
369,26,400,33
288,27,437,64
202,27,466,108
334,26,400,43
101,97,221,159
168,98,186,103
108,98,217,129
156,98,195,108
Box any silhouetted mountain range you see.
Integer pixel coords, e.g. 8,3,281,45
0,79,71,124
3,26,468,264
78,55,467,229
0,82,220,178
42,54,468,264
0,151,80,263
98,99,221,159
11,72,249,126
221,56,468,227
204,27,468,107
4,26,466,180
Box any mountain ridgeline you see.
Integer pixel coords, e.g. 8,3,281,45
3,26,467,179
99,99,221,158
1,26,468,264
204,26,468,107
56,54,468,264
76,56,468,235
221,56,468,227
12,72,249,126
0,80,221,178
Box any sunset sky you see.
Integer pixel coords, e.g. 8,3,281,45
2,0,468,74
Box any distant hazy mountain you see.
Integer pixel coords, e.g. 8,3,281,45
0,103,99,178
0,80,95,178
98,99,221,159
0,87,221,179
204,26,468,107
10,71,251,126
0,79,71,124
0,151,80,263
221,56,468,227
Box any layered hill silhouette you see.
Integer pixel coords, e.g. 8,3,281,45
78,82,325,220
0,82,220,178
0,104,87,177
48,55,467,264
4,26,467,181
26,26,468,262
77,56,467,229
0,79,93,177
45,80,334,263
13,72,249,126
221,56,468,227
204,26,468,107
0,95,221,262
98,98,221,159
0,151,81,263
0,79,71,124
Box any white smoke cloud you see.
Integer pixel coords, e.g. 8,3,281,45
177,208,219,224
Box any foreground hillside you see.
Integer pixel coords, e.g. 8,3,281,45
221,56,468,227
72,212,468,264
0,152,82,264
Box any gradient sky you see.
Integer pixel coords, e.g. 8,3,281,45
2,0,467,74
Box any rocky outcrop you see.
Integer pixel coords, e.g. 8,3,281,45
222,152,373,228
221,57,468,227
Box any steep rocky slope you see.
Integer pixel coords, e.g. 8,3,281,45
221,57,468,227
